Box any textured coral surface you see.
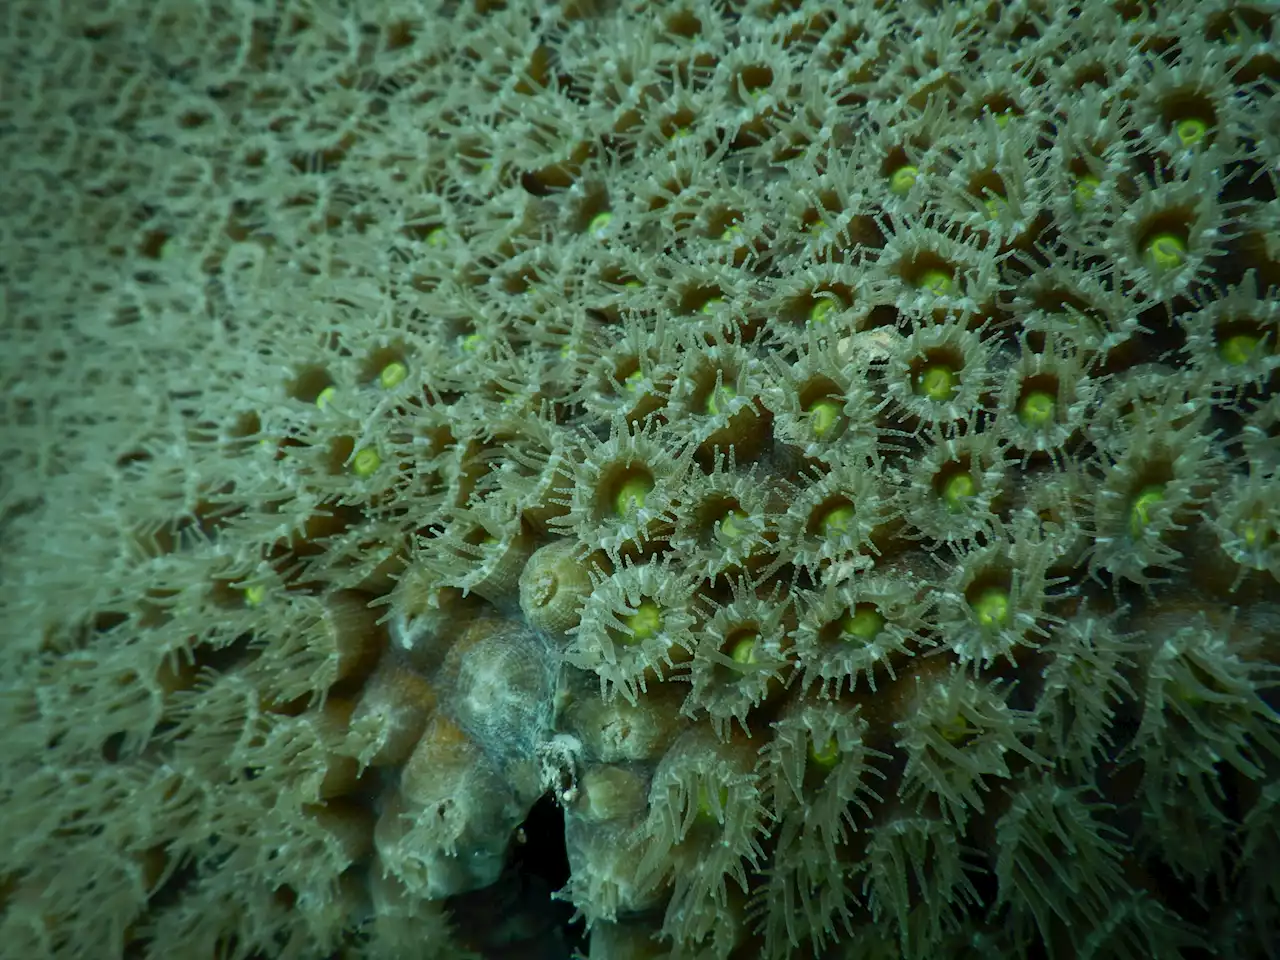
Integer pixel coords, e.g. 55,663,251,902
2,1,1280,958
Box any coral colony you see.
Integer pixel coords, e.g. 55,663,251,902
2,1,1279,958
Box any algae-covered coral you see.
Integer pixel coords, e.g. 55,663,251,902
2,0,1279,957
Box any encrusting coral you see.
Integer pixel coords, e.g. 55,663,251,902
1,0,1279,958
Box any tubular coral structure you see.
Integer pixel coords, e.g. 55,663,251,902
2,1,1279,959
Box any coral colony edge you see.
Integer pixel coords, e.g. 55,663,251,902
2,1,1279,958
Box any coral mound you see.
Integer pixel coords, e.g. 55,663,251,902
2,0,1279,958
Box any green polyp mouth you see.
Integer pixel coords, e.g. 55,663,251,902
704,381,737,416
1220,333,1263,366
942,472,977,513
809,735,840,769
717,508,749,541
889,164,919,196
379,361,408,389
991,106,1017,127
939,711,976,743
729,632,760,667
840,605,885,642
622,599,662,642
809,296,841,325
351,447,382,477
696,782,730,821
1238,516,1272,551
587,211,614,237
819,503,857,536
1128,483,1167,538
916,363,958,402
971,585,1010,628
612,471,654,517
806,399,841,438
1143,232,1188,272
1072,174,1100,211
1018,390,1056,428
917,268,953,296
1173,117,1209,149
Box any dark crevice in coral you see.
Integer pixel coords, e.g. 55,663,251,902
447,793,584,959
512,792,574,893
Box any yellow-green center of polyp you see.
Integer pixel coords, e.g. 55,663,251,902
1128,484,1166,538
807,399,841,437
622,599,662,643
379,361,408,389
841,605,885,642
705,382,737,416
1072,174,1100,211
613,471,654,516
1018,390,1056,428
1144,232,1187,272
729,632,760,666
588,211,614,237
889,164,919,196
351,447,381,477
1240,516,1272,550
917,268,953,296
1220,333,1262,366
717,508,748,541
916,364,958,402
1173,117,1208,148
819,503,857,536
942,472,977,512
809,297,837,325
939,711,975,744
809,736,840,769
696,782,730,821
971,585,1010,628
